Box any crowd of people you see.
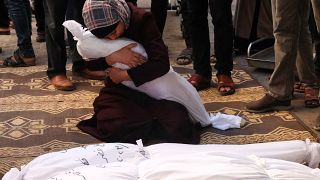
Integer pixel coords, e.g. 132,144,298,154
0,0,320,144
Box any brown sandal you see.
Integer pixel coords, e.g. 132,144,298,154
0,50,35,68
217,74,235,96
304,86,320,108
294,82,305,93
188,74,211,91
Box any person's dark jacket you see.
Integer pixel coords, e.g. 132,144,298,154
122,2,170,87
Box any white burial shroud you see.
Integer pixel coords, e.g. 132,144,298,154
62,20,245,130
3,139,320,180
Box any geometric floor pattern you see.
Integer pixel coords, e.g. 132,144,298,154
0,64,315,177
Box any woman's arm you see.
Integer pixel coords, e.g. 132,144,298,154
105,43,146,68
126,11,170,87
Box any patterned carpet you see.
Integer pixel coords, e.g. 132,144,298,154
0,63,315,178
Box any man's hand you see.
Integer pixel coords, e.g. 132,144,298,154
107,67,131,84
105,43,146,68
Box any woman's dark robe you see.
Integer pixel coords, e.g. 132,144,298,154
77,3,200,144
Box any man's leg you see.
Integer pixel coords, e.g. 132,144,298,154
269,0,304,100
296,1,320,108
0,0,35,67
44,0,76,90
34,0,45,42
7,0,34,56
0,0,10,34
210,0,233,76
311,0,320,78
296,1,318,86
44,0,68,78
176,0,193,65
187,0,212,90
210,0,235,96
151,0,168,36
246,0,302,112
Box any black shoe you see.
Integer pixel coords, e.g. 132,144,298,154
246,94,292,113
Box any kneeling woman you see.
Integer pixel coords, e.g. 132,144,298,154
77,0,200,144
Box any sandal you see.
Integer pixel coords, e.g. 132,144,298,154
0,50,35,68
304,86,320,108
210,54,217,64
176,48,192,65
188,74,211,91
294,82,305,93
217,74,235,96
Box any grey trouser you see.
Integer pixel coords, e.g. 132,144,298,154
234,0,273,39
268,0,318,100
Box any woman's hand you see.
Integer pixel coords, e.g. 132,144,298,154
105,43,146,68
107,67,131,84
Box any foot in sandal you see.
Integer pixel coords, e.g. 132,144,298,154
0,49,35,68
176,48,192,65
304,86,320,108
294,82,305,93
217,74,235,96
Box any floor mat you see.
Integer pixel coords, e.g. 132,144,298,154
0,64,315,177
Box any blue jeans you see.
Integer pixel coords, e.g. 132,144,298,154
7,0,35,57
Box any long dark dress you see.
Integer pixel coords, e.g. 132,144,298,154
77,3,200,145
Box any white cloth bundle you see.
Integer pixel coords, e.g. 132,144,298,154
139,152,320,180
63,20,244,129
3,139,320,180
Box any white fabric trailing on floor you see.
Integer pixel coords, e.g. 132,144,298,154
62,20,245,129
3,139,320,180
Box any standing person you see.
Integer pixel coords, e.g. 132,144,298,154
0,0,10,35
126,0,168,36
43,0,106,91
311,0,320,80
77,0,200,144
0,0,36,67
246,0,320,112
33,0,45,42
175,0,193,65
150,0,168,36
233,0,273,55
186,0,235,96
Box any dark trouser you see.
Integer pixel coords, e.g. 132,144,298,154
77,82,200,144
310,4,320,72
151,0,168,35
44,0,85,78
315,34,320,73
187,0,233,78
34,0,45,33
180,0,192,48
0,0,9,28
7,0,34,57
